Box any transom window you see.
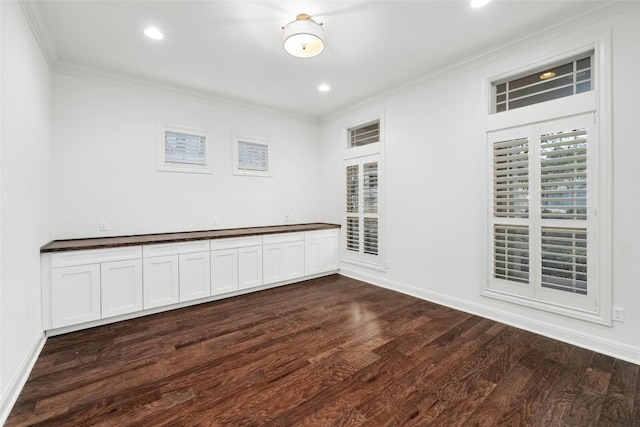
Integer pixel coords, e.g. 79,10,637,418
492,52,593,113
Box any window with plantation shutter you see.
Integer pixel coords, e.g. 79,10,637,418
233,131,271,177
487,113,598,316
158,122,212,174
344,155,381,266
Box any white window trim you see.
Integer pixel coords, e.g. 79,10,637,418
481,30,612,326
157,120,212,174
341,112,385,270
232,130,272,177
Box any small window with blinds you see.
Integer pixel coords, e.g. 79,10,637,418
349,121,380,148
492,52,593,113
344,156,381,265
233,132,271,177
158,122,212,174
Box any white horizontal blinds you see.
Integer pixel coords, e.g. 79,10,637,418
164,131,206,166
493,137,529,218
540,128,587,220
238,140,268,172
541,227,587,295
349,121,379,148
363,161,379,256
493,225,529,284
346,165,359,252
494,52,592,113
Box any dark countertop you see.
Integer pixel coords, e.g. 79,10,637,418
41,223,340,253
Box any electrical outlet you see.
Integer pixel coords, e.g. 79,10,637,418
612,307,624,322
212,217,218,226
99,220,109,231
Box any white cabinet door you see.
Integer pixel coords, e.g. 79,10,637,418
284,241,305,281
304,238,322,276
179,251,211,302
101,259,143,319
211,248,238,295
238,245,263,290
143,255,179,309
320,236,339,271
51,264,101,328
305,230,339,275
263,244,285,285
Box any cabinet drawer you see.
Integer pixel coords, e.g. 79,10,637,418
143,240,210,257
305,229,339,240
51,246,142,268
263,232,304,245
210,236,262,250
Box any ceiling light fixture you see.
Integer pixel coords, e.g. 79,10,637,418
283,14,324,58
539,71,556,80
144,27,164,40
470,0,491,8
318,84,331,92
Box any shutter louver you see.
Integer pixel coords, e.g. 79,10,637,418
363,218,378,255
541,227,587,295
346,165,359,213
540,128,587,220
238,140,269,172
493,137,529,218
493,225,529,284
346,217,359,252
349,121,379,148
165,131,207,166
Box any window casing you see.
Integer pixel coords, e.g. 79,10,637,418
233,132,271,177
484,41,611,325
158,122,212,174
343,117,383,269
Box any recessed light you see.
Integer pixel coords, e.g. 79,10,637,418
144,27,164,40
539,71,556,80
470,0,490,8
318,84,331,92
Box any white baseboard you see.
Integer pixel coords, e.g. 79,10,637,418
340,268,640,365
0,332,47,425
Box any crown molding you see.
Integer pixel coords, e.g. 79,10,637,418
319,1,639,124
53,61,319,125
18,0,58,70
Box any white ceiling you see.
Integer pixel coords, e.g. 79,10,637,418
30,0,621,120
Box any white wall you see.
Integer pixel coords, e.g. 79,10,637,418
51,74,322,239
0,0,52,420
321,8,640,362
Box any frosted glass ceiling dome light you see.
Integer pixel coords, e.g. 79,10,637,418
283,14,324,58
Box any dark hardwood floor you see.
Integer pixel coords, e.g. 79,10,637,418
7,275,640,426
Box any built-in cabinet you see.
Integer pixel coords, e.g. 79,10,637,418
42,226,339,332
210,236,263,294
263,233,305,285
47,246,142,328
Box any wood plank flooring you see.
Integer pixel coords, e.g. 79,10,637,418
7,274,640,426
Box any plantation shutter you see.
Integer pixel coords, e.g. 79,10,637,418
344,156,380,262
238,140,269,172
493,137,529,218
488,113,596,313
346,165,359,252
164,131,207,166
540,128,587,220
